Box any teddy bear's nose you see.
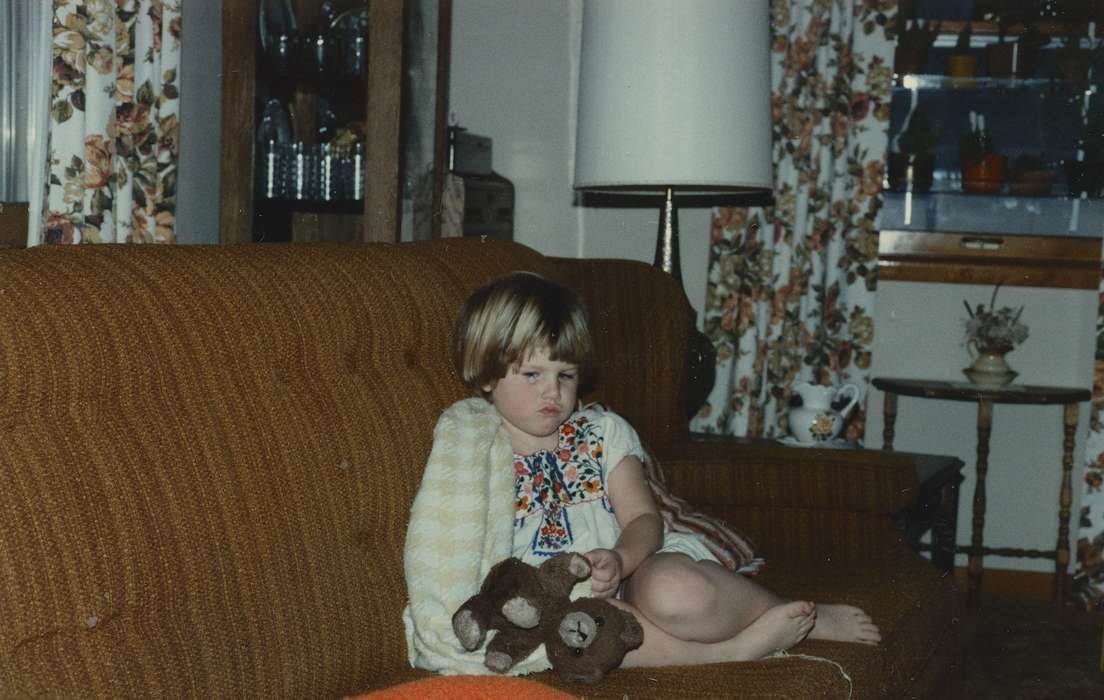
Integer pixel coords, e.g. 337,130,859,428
559,611,598,649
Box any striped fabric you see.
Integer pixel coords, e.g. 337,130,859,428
643,451,761,573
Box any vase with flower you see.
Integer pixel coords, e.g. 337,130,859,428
960,111,1006,194
962,285,1029,386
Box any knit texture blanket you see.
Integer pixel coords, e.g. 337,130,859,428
402,398,574,675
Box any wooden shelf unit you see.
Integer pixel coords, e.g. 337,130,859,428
218,0,416,245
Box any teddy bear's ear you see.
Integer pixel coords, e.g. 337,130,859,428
620,611,645,649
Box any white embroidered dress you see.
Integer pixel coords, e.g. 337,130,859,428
511,406,718,564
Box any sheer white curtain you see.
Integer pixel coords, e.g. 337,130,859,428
0,0,51,246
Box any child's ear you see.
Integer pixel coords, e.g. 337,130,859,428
481,380,497,394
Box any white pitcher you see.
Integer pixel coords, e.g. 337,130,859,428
787,381,861,444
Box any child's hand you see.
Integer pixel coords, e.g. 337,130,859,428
583,548,623,599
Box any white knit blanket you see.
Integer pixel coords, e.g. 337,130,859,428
402,398,589,675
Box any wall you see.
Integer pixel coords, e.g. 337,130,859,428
175,0,223,245
449,0,712,321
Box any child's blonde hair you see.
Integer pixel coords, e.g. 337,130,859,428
454,272,595,393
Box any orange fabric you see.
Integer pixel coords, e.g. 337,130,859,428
349,675,580,699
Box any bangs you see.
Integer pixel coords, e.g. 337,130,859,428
503,291,591,372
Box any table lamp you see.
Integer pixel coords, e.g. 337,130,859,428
573,0,773,417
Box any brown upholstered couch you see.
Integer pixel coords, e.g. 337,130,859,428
0,239,962,698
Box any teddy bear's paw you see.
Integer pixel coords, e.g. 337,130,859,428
484,650,514,674
502,596,540,629
452,609,485,651
566,553,591,579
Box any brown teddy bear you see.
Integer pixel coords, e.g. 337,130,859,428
451,553,644,682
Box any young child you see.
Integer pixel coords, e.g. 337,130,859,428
406,271,880,672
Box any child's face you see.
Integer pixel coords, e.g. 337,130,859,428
483,346,579,455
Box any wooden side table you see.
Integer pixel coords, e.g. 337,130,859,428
872,377,1090,607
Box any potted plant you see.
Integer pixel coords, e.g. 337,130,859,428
960,112,1006,193
893,9,940,75
947,22,977,79
1008,153,1055,196
962,284,1029,386
888,107,939,192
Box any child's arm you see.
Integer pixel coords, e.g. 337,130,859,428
586,455,663,598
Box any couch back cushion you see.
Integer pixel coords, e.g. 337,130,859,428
0,239,690,697
545,256,691,454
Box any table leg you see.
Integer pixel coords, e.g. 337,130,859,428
968,398,993,607
883,391,898,451
1055,402,1078,603
931,474,961,575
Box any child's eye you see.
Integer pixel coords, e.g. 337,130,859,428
522,371,539,381
559,373,577,381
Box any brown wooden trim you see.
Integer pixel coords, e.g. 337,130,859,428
877,230,1102,290
879,230,1101,262
363,0,405,243
430,0,452,239
877,260,1101,289
218,0,258,244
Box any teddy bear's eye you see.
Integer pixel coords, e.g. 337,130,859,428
573,647,584,657
594,616,605,627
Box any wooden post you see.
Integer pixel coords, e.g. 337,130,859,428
363,0,405,243
218,0,258,244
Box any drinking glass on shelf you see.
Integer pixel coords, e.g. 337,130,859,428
304,32,338,77
291,143,307,200
268,32,298,75
342,33,366,77
257,98,293,144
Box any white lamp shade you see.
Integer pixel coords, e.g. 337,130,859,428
574,0,772,194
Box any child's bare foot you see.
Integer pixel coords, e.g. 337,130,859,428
808,604,881,645
730,600,816,660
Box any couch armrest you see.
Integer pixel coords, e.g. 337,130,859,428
655,438,919,517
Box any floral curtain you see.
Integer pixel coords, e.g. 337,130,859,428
1074,281,1104,609
40,0,181,245
690,0,893,441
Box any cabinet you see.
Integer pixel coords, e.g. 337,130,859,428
882,10,1104,287
0,202,27,249
218,0,450,244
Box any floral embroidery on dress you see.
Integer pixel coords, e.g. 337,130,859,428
514,413,611,556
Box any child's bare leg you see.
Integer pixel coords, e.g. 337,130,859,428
607,598,815,666
623,553,788,643
624,553,881,647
